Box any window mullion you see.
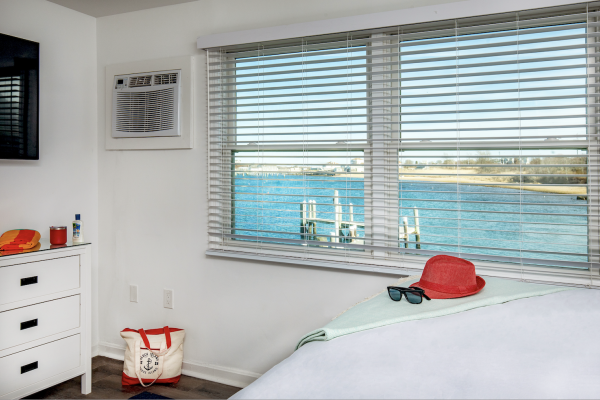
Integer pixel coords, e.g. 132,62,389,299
367,33,399,259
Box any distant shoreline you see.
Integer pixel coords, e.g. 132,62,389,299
397,175,586,195
325,173,586,195
235,171,586,195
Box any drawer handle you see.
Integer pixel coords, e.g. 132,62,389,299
20,276,38,286
21,361,38,374
20,319,38,330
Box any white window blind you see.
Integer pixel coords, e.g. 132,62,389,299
207,3,600,283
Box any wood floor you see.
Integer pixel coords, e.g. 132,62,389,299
25,356,242,399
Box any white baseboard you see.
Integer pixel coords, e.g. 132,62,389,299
181,359,261,389
97,342,261,388
98,342,125,361
92,344,99,357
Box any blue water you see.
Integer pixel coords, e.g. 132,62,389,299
232,174,588,265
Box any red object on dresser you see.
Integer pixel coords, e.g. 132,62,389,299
49,226,68,245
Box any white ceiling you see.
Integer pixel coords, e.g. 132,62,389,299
46,0,198,18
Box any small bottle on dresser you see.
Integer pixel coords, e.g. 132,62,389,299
73,214,84,243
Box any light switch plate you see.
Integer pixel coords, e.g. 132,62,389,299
164,289,173,309
130,285,138,303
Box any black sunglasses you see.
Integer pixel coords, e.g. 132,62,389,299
387,286,431,304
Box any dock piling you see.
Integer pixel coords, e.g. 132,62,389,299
300,201,307,240
297,191,420,248
402,217,409,249
414,207,421,250
334,190,341,243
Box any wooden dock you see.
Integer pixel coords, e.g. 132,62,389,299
300,190,421,248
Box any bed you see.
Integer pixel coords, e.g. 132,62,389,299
232,281,600,399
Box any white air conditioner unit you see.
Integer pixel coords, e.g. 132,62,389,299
111,69,181,138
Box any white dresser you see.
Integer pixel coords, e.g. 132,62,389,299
0,242,92,399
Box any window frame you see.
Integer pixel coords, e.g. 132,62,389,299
207,9,600,288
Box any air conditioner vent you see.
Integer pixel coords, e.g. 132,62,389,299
154,73,178,85
128,75,152,87
112,69,181,138
115,88,175,133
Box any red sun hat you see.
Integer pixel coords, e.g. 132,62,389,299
409,255,486,299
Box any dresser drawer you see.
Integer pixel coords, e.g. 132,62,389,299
0,256,79,306
0,335,80,397
0,296,80,352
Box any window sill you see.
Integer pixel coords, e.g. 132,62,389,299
206,247,600,289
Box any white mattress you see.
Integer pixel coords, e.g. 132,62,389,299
232,288,600,399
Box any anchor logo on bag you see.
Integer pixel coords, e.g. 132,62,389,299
139,351,159,375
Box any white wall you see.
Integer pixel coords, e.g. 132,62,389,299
96,0,456,385
0,0,98,343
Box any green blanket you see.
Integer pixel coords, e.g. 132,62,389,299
296,276,573,349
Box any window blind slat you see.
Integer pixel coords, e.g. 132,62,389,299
212,103,592,116
216,113,592,124
211,20,589,65
211,94,590,108
210,65,588,87
217,74,591,94
215,85,589,103
215,41,590,73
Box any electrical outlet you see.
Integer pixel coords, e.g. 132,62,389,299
130,285,138,303
164,289,174,309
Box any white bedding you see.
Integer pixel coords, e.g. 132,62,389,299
232,288,600,399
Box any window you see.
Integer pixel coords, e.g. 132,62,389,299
208,4,600,284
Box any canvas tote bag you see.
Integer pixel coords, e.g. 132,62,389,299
120,326,185,386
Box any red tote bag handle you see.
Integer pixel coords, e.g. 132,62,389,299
139,326,172,356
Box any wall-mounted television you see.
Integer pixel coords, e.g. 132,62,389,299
0,33,39,160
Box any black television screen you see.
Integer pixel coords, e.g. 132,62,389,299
0,33,39,160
